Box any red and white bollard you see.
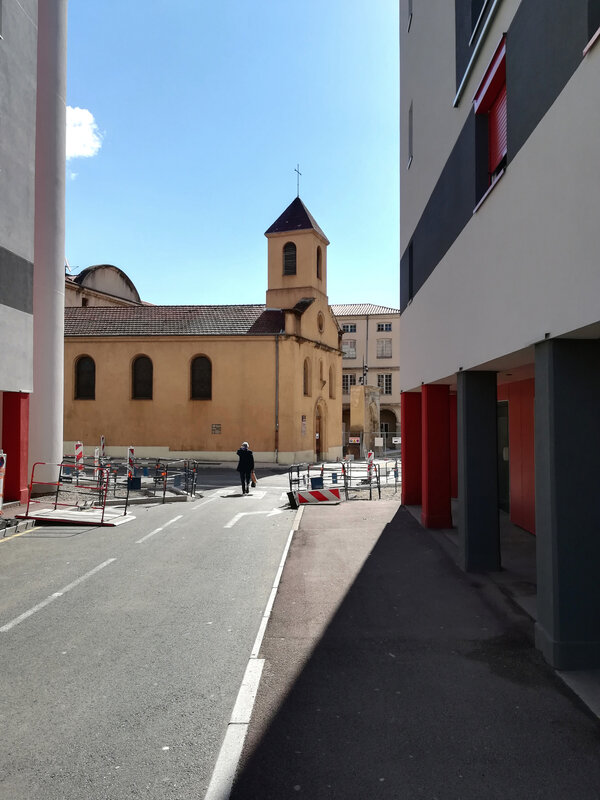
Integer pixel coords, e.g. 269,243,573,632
367,450,374,480
0,451,6,513
127,446,135,478
75,441,84,471
94,447,100,478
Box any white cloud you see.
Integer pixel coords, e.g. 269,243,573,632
66,106,103,160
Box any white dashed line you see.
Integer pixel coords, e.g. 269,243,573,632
203,507,303,800
0,559,117,633
136,515,183,543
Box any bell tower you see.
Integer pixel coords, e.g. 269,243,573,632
264,197,330,309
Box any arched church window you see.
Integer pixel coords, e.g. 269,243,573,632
132,355,153,399
191,356,212,400
303,358,311,396
316,246,322,280
329,365,335,399
75,355,95,399
283,242,297,275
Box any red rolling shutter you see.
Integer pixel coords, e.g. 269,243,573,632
488,83,507,175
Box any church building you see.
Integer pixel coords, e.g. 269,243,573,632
64,198,343,464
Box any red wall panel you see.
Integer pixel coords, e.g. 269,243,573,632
497,379,535,534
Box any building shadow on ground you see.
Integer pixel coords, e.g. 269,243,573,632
229,506,600,800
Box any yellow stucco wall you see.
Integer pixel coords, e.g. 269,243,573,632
64,329,342,464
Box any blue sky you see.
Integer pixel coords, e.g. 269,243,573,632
66,1,399,308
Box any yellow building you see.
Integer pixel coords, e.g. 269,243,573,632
64,198,343,464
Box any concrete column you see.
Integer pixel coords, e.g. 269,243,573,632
457,371,500,572
29,0,68,480
2,392,30,503
400,391,421,505
421,384,452,528
535,339,600,669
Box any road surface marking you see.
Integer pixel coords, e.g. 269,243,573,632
0,526,37,544
224,508,283,529
204,507,304,800
190,496,218,511
136,514,183,543
0,558,116,633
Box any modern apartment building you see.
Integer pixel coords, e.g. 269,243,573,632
331,304,400,447
399,1,600,669
0,0,67,501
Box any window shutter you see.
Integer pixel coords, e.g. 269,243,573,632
488,84,507,175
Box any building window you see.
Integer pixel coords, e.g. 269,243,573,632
408,241,414,301
342,339,356,359
407,101,413,168
81,297,89,308
329,366,335,398
474,36,507,191
378,373,392,395
342,323,356,333
303,358,311,396
471,0,487,35
342,373,357,394
316,246,322,280
283,242,297,275
75,355,95,399
377,322,392,332
132,355,153,399
317,312,324,333
191,355,211,399
376,338,392,359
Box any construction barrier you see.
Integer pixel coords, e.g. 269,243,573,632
75,441,83,472
297,487,341,505
127,446,135,478
0,451,6,512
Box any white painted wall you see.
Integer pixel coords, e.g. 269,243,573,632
399,48,600,390
0,308,34,391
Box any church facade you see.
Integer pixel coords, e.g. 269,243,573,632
63,198,343,464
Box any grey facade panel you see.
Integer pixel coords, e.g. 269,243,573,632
402,0,593,312
400,114,479,311
0,246,33,313
506,0,590,162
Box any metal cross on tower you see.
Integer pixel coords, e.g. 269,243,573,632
294,163,302,197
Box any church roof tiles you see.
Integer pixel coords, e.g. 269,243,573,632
330,303,399,316
64,305,285,337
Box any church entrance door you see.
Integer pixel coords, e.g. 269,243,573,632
315,410,322,461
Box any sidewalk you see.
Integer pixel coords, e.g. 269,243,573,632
230,500,600,800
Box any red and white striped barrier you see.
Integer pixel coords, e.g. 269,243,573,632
75,441,84,471
127,446,135,478
297,487,342,505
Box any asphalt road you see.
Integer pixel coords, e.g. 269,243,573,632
0,468,295,799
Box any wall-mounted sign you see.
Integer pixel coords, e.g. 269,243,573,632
211,424,222,434
374,437,384,446
392,437,401,444
349,436,361,444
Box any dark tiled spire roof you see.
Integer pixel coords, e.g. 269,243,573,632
65,305,285,337
264,197,329,243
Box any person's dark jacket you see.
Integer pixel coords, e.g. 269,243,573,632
236,448,254,473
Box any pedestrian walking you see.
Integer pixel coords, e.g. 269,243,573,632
236,442,254,494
